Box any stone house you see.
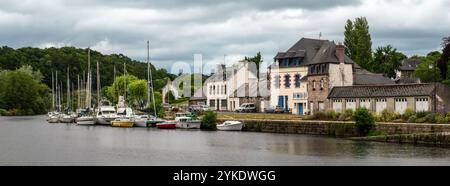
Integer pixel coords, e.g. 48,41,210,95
396,59,422,84
327,84,437,114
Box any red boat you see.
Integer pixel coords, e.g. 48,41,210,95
156,121,177,129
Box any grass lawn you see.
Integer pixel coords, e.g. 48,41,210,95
217,112,303,121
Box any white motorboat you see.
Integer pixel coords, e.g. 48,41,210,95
175,116,201,129
217,121,243,131
76,116,96,125
96,106,118,125
134,115,153,127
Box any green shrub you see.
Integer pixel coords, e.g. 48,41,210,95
435,114,449,123
342,109,354,121
424,113,437,123
201,111,217,130
353,107,375,136
380,109,400,122
416,111,430,118
313,111,327,120
407,115,417,123
325,109,339,120
402,108,415,122
157,109,166,119
0,109,8,116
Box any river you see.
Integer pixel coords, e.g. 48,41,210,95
1,115,450,166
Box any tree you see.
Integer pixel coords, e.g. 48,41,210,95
129,79,148,109
245,52,263,80
344,17,373,69
105,75,138,104
413,54,442,83
353,107,375,136
437,36,450,80
371,45,407,78
201,111,217,130
0,66,50,115
344,19,356,59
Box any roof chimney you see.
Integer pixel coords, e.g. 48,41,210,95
336,42,345,64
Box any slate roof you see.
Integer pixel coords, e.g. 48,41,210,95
354,69,394,85
399,59,422,71
328,84,435,99
274,38,356,66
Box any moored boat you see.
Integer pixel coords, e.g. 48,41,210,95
157,121,177,129
175,117,201,129
147,119,165,127
134,115,152,127
111,117,135,128
76,116,96,125
47,114,60,123
60,114,75,123
217,121,243,131
96,106,118,125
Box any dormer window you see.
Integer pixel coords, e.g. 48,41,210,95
283,59,289,67
321,64,326,73
294,58,300,66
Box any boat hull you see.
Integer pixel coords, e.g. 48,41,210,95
60,118,74,123
111,121,134,128
157,122,176,129
47,117,59,123
96,117,116,125
176,121,201,129
134,120,148,127
76,117,96,125
217,123,243,131
147,120,165,127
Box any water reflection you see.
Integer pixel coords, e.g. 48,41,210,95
1,115,450,166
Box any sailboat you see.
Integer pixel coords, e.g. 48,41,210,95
47,71,61,123
111,62,135,128
76,48,96,125
95,61,119,125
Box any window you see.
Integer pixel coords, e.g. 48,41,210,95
283,59,289,67
321,64,326,73
274,75,281,89
284,74,291,88
224,85,227,95
315,65,319,74
213,86,216,95
221,100,228,108
295,74,301,88
320,79,324,90
312,80,316,91
294,58,300,66
310,66,315,74
209,100,216,107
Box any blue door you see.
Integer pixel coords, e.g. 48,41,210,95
278,96,284,107
285,96,289,112
299,103,304,116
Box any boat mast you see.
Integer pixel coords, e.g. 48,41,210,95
97,60,100,108
52,71,55,111
124,62,127,105
77,74,80,110
67,67,70,112
56,71,59,112
148,41,157,117
86,48,91,110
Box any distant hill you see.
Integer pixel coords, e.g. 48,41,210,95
0,46,177,92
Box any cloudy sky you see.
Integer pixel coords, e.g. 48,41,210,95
1,0,449,73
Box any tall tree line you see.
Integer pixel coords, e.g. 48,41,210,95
0,46,177,94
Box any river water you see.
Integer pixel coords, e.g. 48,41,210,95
1,115,450,166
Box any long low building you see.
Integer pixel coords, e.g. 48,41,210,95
327,84,437,114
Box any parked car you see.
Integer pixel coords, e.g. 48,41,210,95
236,103,257,113
189,105,202,112
264,106,285,114
201,105,210,112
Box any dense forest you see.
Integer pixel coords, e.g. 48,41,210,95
0,46,177,93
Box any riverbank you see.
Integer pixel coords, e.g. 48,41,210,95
217,119,450,147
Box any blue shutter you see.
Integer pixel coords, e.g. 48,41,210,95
278,96,284,107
